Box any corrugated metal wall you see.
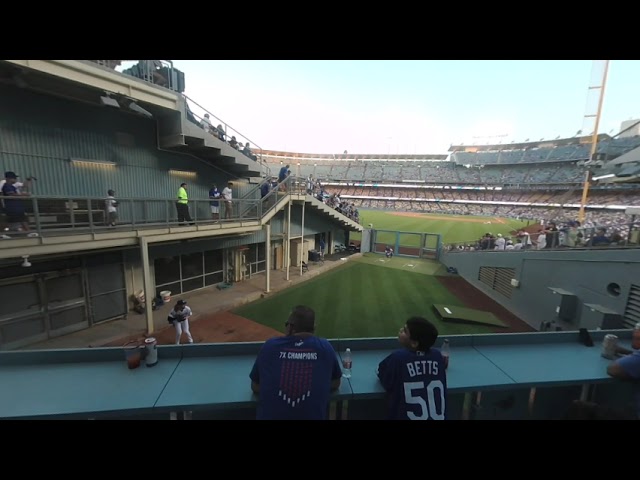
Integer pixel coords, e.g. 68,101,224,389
270,204,342,237
0,85,351,247
0,85,238,200
236,182,259,199
149,230,267,258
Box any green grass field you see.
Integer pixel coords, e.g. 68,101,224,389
234,254,498,339
234,210,528,339
351,209,531,246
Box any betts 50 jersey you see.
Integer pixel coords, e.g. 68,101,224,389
377,348,447,420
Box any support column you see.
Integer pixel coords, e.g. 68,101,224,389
265,222,271,293
286,199,291,281
140,237,155,335
300,200,305,276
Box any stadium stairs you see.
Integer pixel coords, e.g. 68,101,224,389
157,95,263,180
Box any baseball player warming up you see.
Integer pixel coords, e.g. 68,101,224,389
167,299,194,345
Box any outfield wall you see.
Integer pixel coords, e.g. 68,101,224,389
441,248,640,331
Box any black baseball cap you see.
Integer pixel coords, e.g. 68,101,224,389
4,171,18,179
176,299,187,306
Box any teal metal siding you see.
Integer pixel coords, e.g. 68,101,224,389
236,182,259,199
0,85,236,199
268,206,341,237
149,231,267,258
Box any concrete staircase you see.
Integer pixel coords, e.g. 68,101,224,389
158,97,263,179
290,193,362,231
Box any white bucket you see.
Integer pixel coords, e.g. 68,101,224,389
160,290,171,302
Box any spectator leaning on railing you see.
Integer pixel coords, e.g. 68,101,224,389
249,305,342,420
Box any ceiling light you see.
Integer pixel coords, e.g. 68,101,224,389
100,95,120,108
70,158,116,166
129,102,153,118
168,169,197,177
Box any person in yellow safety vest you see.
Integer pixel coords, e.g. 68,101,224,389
176,182,194,226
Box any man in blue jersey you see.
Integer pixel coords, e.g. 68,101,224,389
209,184,221,221
249,305,342,420
278,164,290,191
606,330,640,420
377,317,447,420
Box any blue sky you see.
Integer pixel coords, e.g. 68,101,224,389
135,60,640,155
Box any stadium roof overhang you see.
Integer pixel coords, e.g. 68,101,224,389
589,145,640,184
0,60,176,121
449,134,611,152
591,162,640,184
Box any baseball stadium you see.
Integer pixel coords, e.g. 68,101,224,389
0,60,639,420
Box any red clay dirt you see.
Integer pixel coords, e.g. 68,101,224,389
436,276,535,333
103,311,281,347
104,280,532,348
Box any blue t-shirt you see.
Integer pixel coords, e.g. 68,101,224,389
615,350,640,418
260,182,270,198
2,183,24,215
377,348,448,420
250,335,342,420
209,188,220,207
278,166,288,180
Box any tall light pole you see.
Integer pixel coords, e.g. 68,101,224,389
578,60,610,224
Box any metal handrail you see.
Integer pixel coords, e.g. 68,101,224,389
0,176,298,239
0,174,364,242
0,195,264,237
182,94,270,178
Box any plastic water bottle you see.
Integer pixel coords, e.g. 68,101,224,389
441,339,450,370
342,348,352,378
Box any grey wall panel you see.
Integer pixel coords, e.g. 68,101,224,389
442,249,640,330
282,204,343,237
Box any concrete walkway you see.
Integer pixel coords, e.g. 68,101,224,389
24,253,360,350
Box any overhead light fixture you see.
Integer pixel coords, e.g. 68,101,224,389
169,169,197,178
592,173,614,181
129,102,153,118
70,158,116,166
100,94,120,108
